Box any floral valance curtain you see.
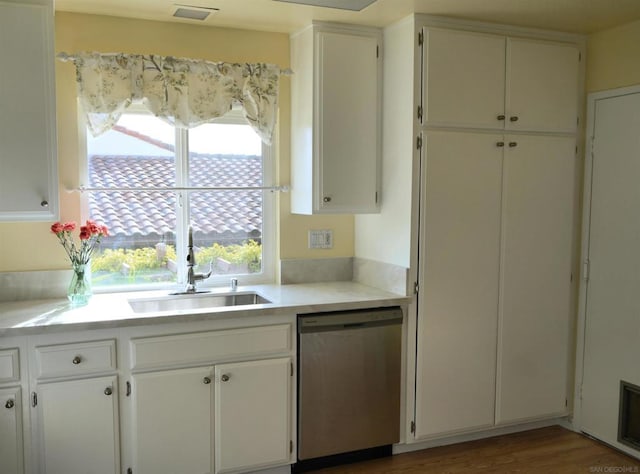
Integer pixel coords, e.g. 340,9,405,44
59,52,282,144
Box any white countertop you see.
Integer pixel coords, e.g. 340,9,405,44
0,282,410,336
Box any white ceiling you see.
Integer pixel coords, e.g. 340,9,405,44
54,0,640,35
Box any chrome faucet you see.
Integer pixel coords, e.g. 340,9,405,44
185,227,212,293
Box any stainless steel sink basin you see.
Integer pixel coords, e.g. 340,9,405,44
128,291,271,313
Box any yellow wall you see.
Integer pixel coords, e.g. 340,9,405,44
0,12,354,273
586,18,640,92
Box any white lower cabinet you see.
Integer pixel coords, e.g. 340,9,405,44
132,358,292,474
215,358,291,474
0,386,24,474
133,367,214,474
37,376,120,474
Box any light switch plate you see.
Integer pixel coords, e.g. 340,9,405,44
308,230,333,249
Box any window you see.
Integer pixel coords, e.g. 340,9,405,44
84,107,274,290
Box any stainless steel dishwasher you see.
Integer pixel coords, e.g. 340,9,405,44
297,307,402,465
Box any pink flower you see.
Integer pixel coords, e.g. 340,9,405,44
101,225,109,236
51,222,64,234
79,226,91,240
63,222,76,232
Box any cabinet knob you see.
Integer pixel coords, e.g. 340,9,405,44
496,142,505,147
104,387,113,396
497,114,506,121
72,356,82,365
323,196,332,203
5,399,14,409
221,374,230,382
203,376,211,385
509,116,519,122
508,142,518,148
40,200,49,208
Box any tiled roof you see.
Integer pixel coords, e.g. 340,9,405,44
88,154,262,245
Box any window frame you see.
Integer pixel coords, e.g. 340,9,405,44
80,103,276,292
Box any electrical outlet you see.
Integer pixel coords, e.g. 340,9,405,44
308,230,333,249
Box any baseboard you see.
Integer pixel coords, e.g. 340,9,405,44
393,417,570,454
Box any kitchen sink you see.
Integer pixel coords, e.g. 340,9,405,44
128,291,271,313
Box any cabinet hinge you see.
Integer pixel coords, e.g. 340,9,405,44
575,146,578,155
376,45,379,58
375,191,379,204
127,468,133,474
31,392,37,408
418,31,424,46
410,420,416,434
579,51,582,62
414,282,419,294
417,105,423,121
126,381,132,397
290,440,294,453
577,116,580,126
583,259,590,281
290,362,294,377
565,398,568,408
416,135,422,150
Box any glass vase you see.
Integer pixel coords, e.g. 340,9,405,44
68,263,92,307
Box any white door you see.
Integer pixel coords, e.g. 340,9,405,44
415,131,503,438
0,387,23,474
422,27,505,129
214,358,291,473
133,367,213,474
581,90,640,447
38,376,119,474
506,38,579,133
496,135,575,424
317,31,380,213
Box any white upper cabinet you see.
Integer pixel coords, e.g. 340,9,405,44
291,23,382,214
423,27,579,133
423,28,506,129
0,0,58,221
506,39,580,133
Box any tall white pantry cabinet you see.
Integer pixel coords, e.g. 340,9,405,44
357,16,584,442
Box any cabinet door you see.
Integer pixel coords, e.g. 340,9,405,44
316,31,380,213
496,135,575,424
422,27,506,129
133,367,213,474
38,376,119,474
0,1,57,221
0,387,24,474
215,358,291,473
506,38,579,133
415,131,503,438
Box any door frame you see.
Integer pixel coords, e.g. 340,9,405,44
573,83,640,432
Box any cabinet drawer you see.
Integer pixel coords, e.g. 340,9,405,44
35,340,117,379
131,324,291,370
0,348,19,383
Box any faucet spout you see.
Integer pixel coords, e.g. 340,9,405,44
185,226,212,293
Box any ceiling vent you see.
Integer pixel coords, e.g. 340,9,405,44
172,4,219,21
273,0,377,11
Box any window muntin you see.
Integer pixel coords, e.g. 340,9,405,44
85,108,274,290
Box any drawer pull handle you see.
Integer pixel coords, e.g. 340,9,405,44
496,141,505,147
5,399,14,409
72,356,82,365
221,374,230,382
104,387,113,396
497,114,505,121
323,196,331,203
203,377,211,385
508,142,518,148
509,116,519,122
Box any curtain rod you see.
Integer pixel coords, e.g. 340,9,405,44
67,185,290,193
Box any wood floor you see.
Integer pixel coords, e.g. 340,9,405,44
311,426,639,473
